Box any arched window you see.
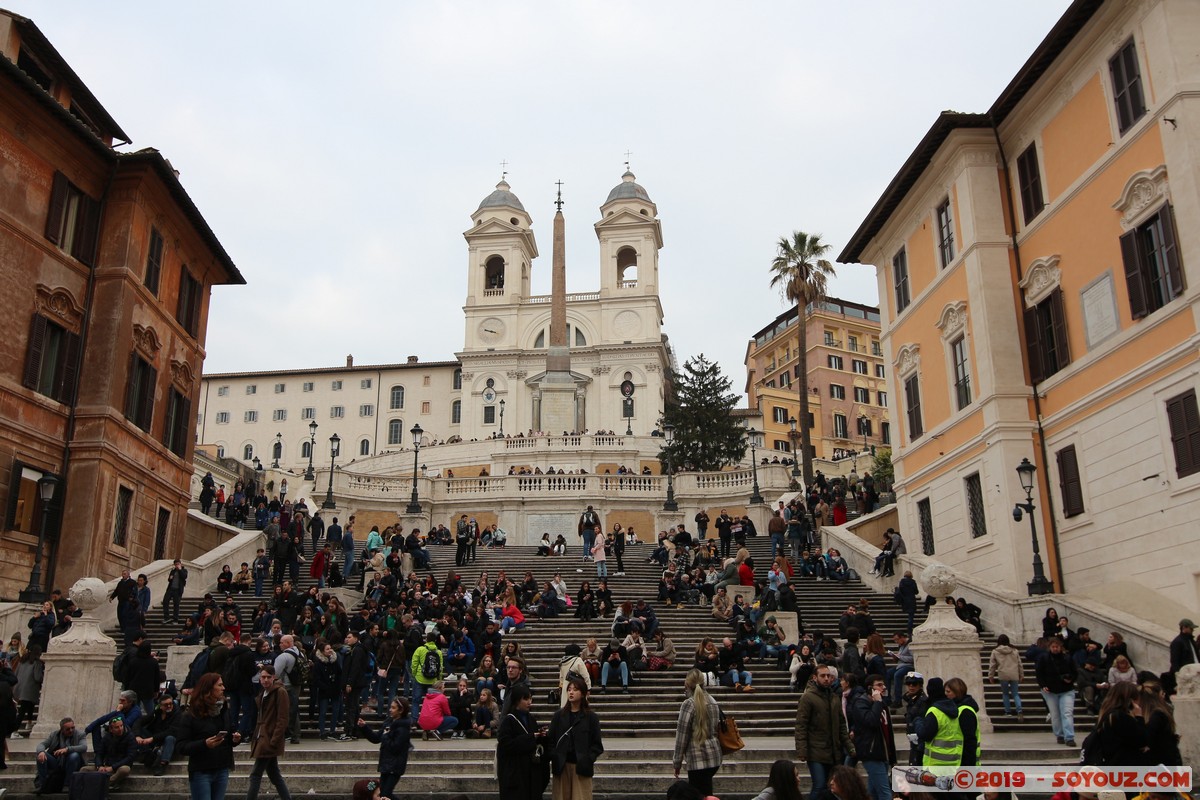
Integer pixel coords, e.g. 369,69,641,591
359,438,371,456
453,369,462,390
388,419,403,445
216,445,225,459
575,326,587,346
390,385,405,410
485,256,505,290
534,330,545,349
301,441,312,459
243,444,254,461
534,325,585,349
451,400,462,424
617,246,638,283
272,441,283,461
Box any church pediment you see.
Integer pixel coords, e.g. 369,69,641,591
524,369,592,387
463,220,538,253
594,209,663,247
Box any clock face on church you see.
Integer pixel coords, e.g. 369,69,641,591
478,318,505,345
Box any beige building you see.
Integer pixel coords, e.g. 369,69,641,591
745,298,889,468
839,0,1200,618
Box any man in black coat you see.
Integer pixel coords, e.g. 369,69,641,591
1167,618,1198,696
849,674,897,800
340,631,370,740
900,672,929,765
134,693,181,776
896,571,920,634
162,559,188,623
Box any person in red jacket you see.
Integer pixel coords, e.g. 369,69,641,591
416,681,458,741
500,602,525,635
738,557,756,587
310,544,332,589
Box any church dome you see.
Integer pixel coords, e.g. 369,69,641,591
477,179,526,212
605,170,652,204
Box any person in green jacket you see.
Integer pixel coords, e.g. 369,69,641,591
409,631,443,720
794,664,854,796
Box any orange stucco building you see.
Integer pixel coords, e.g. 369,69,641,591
840,0,1200,621
0,11,244,597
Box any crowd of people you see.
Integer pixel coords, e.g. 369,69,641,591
11,484,1195,800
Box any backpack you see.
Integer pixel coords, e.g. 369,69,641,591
183,648,211,690
421,646,440,680
287,647,311,687
112,647,133,685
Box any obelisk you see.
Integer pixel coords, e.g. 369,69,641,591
539,182,578,433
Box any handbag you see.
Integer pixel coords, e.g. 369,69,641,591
717,707,744,755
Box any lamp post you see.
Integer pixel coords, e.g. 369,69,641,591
746,426,764,505
787,416,801,491
498,399,505,438
19,474,58,603
322,434,340,510
1014,457,1055,596
662,422,678,511
304,420,318,481
406,423,423,514
272,432,282,468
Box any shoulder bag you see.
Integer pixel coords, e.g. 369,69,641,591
717,706,744,755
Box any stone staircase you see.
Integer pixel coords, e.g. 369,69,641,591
0,534,1084,799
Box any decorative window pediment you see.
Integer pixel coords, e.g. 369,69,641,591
35,284,84,333
1113,165,1169,230
935,301,968,341
131,323,162,359
170,359,195,391
894,343,921,379
1019,255,1062,308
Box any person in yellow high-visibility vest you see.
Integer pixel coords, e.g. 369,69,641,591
916,677,980,772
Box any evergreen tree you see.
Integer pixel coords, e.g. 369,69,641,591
660,354,746,473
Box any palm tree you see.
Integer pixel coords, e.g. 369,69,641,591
769,231,836,489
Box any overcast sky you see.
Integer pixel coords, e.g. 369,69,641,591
27,1,1072,392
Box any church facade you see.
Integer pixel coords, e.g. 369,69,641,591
197,172,673,473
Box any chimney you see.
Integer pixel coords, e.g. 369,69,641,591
407,356,418,364
346,354,354,367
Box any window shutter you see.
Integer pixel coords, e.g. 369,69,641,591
1160,205,1185,300
1049,289,1071,369
1056,445,1084,517
142,364,158,431
1120,229,1148,319
1023,306,1044,383
71,193,100,266
124,352,138,421
1166,391,1200,479
174,394,192,457
57,329,81,405
24,314,48,390
44,172,68,244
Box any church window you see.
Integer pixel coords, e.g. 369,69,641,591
243,444,254,461
359,438,370,456
390,385,405,409
301,440,312,459
388,419,404,445
617,247,638,284
453,369,462,390
486,378,495,388
483,406,496,424
575,327,587,347
451,400,461,424
534,331,545,349
485,256,505,291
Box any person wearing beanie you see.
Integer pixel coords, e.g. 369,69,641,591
557,644,591,706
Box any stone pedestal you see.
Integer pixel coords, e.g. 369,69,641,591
1173,664,1200,770
166,644,206,686
909,564,993,734
655,510,685,535
397,511,428,534
745,503,771,542
33,577,118,739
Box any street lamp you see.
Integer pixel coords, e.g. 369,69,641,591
322,434,340,510
498,399,505,438
272,432,282,468
406,423,423,514
787,416,801,491
662,422,678,511
19,473,58,603
745,425,764,505
304,420,318,481
1013,457,1055,596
